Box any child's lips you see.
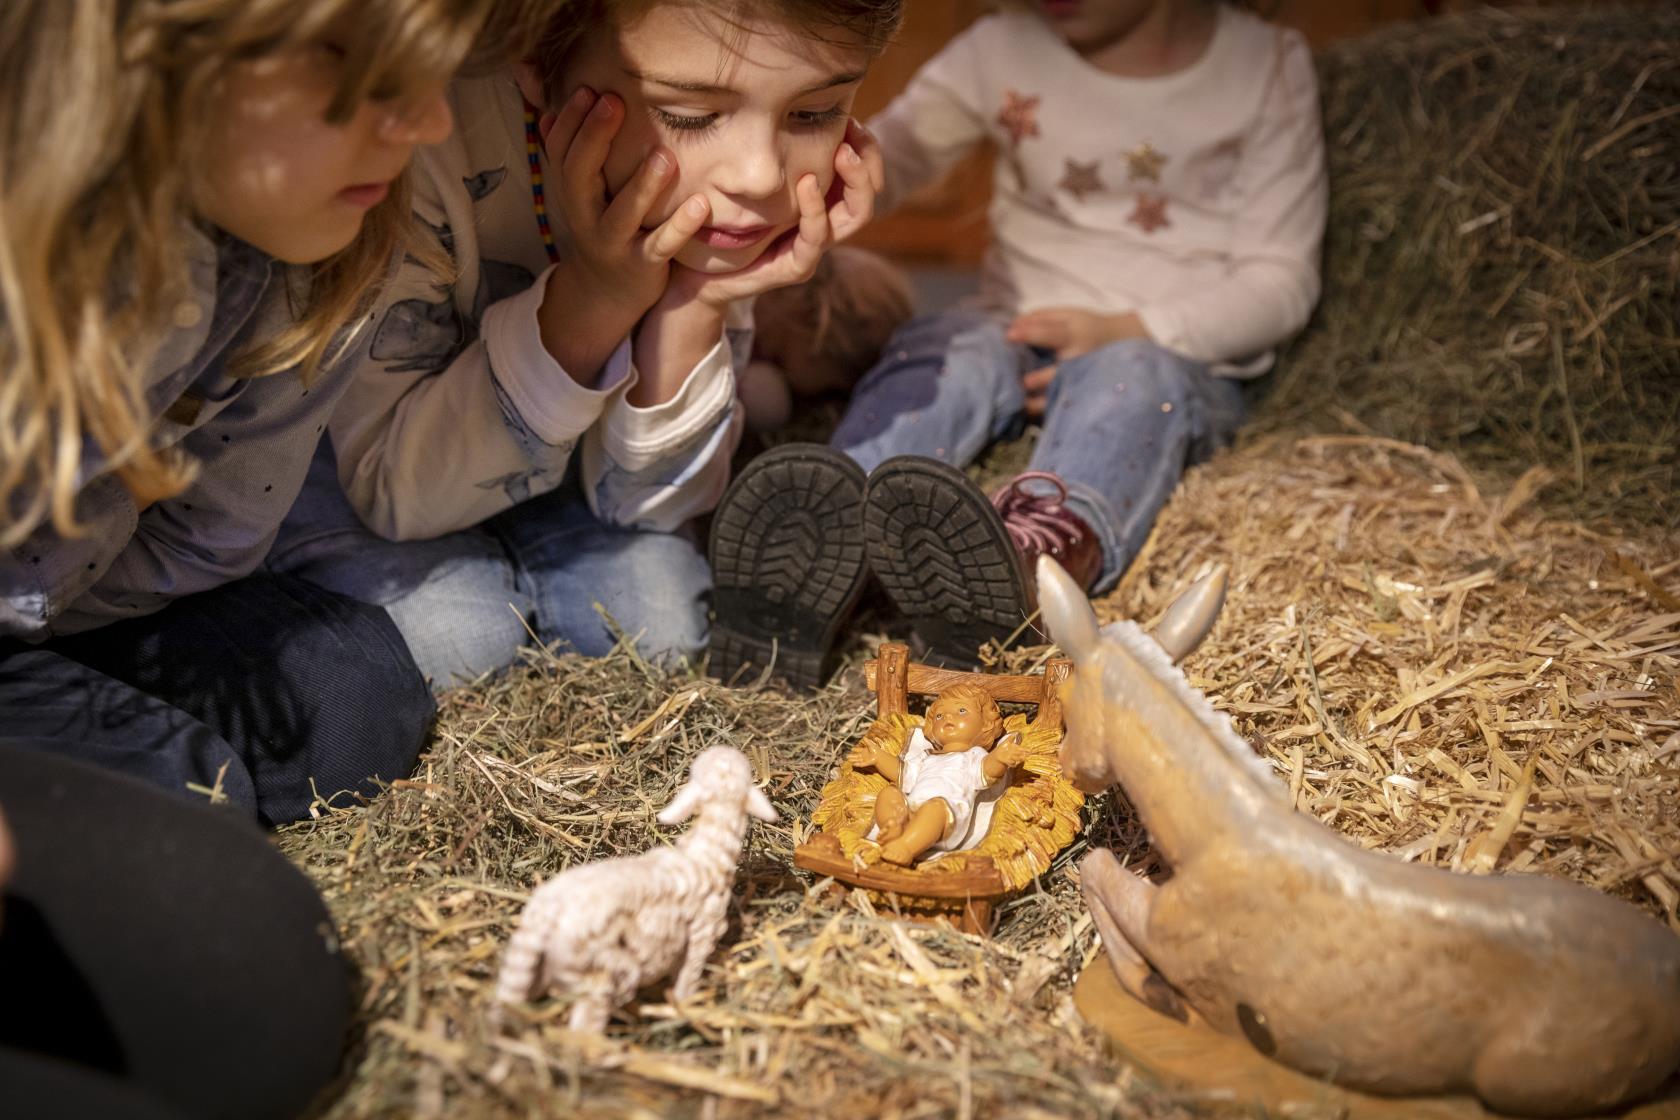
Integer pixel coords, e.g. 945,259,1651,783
338,181,391,208
694,223,774,250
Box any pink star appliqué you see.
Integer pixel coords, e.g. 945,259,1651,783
996,90,1041,145
1127,192,1170,234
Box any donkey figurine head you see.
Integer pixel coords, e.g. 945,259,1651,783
1038,556,1229,794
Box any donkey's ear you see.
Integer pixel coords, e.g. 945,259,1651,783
1038,556,1100,661
1151,565,1228,664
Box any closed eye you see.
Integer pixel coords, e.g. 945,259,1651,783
654,108,717,133
793,105,847,130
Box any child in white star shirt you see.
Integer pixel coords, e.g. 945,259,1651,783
707,0,1326,680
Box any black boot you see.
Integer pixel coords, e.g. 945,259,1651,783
861,455,1036,667
707,444,868,689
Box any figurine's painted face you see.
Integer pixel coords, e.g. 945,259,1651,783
926,695,986,752
557,4,871,274
194,44,452,263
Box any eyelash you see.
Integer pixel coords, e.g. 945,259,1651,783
652,105,848,135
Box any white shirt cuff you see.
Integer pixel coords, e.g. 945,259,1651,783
602,333,736,470
481,265,632,446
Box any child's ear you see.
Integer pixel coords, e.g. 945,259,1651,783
514,59,546,109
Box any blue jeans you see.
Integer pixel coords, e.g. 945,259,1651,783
831,310,1246,591
269,445,710,689
0,573,434,825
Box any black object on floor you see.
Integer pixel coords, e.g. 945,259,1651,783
708,444,869,690
862,455,1034,667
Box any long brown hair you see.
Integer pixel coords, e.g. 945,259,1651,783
0,0,551,547
530,0,905,105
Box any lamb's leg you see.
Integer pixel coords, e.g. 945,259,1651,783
1080,848,1187,1022
672,917,720,1004
567,988,612,1033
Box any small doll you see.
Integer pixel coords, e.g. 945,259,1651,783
850,683,1029,865
738,246,916,433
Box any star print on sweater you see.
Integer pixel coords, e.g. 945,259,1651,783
1124,141,1167,183
1128,193,1170,234
1058,158,1105,202
996,90,1041,144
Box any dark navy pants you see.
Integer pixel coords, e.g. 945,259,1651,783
0,573,435,826
0,747,352,1120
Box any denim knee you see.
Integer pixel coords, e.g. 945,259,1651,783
522,527,711,669
578,532,710,667
259,579,435,822
377,559,530,689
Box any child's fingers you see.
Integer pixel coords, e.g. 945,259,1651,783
782,173,833,275
1023,391,1049,420
1021,364,1058,393
828,143,876,243
1007,311,1070,351
845,118,885,193
543,86,595,172
644,194,710,262
602,145,678,241
559,92,623,218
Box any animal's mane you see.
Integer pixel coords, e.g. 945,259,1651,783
1101,620,1286,799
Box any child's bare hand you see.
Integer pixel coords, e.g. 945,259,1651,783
829,118,883,243
1008,307,1146,359
1008,308,1149,417
536,87,707,378
669,127,880,309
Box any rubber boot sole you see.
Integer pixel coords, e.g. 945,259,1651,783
862,456,1034,667
708,444,868,690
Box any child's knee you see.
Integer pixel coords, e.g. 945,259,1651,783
269,588,436,817
598,536,711,667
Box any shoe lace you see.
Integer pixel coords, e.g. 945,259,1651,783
991,471,1082,557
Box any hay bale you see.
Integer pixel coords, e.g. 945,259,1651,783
1258,4,1680,529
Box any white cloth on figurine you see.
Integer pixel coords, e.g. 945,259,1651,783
894,728,1010,853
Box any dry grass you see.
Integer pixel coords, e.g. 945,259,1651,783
278,433,1678,1118
274,7,1680,1116
1258,4,1680,529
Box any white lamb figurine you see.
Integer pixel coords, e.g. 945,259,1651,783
493,746,779,1032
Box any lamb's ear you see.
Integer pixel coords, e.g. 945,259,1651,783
1151,565,1228,664
657,783,701,825
746,786,780,823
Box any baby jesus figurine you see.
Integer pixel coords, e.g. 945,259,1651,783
849,683,1030,866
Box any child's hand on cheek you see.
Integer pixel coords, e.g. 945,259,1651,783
666,123,881,312
630,129,879,409
536,87,707,384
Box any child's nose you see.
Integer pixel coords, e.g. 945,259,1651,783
714,130,785,201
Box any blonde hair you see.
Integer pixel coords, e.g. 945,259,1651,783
932,683,1006,747
0,0,551,548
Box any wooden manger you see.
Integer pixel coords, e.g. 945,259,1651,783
793,642,1083,934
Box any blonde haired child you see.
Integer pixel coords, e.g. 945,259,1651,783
0,2,546,1113
270,0,902,687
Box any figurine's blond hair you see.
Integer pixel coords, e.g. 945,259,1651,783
934,683,1006,747
0,0,552,547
